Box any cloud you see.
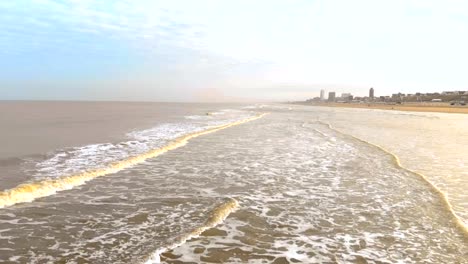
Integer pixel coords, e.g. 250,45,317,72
0,0,207,58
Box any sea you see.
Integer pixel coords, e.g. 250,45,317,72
0,101,466,263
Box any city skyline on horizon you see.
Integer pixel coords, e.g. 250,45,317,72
314,87,468,100
307,87,468,104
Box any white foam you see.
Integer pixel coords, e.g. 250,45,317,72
142,198,239,264
30,110,257,181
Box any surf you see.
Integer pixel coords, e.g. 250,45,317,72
142,198,239,264
0,113,267,209
315,120,468,237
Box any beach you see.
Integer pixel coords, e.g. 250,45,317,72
294,102,468,114
0,102,466,263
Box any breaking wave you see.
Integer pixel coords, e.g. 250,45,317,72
142,198,239,264
0,114,267,209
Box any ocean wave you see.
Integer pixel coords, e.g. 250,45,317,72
142,198,239,264
0,113,267,209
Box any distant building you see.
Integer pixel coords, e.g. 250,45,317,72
369,87,374,99
328,92,336,102
442,91,463,95
320,89,325,100
340,93,352,102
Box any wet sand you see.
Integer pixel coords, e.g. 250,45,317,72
294,102,468,114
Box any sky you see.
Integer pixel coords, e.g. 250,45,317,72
1,0,467,102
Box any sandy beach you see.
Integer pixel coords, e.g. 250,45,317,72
294,102,468,114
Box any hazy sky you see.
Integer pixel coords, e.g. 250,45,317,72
1,0,467,101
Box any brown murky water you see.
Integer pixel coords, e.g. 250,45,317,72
0,102,466,263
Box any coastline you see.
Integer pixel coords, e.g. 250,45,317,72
292,102,468,114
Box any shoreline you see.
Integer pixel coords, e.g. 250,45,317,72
292,102,468,114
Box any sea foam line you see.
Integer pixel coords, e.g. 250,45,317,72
316,121,468,237
142,198,239,264
0,113,267,209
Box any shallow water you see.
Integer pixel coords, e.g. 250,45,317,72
0,103,466,263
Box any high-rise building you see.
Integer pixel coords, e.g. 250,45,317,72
328,92,336,102
369,87,374,99
320,89,325,100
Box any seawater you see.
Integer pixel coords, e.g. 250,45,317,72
0,103,466,263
